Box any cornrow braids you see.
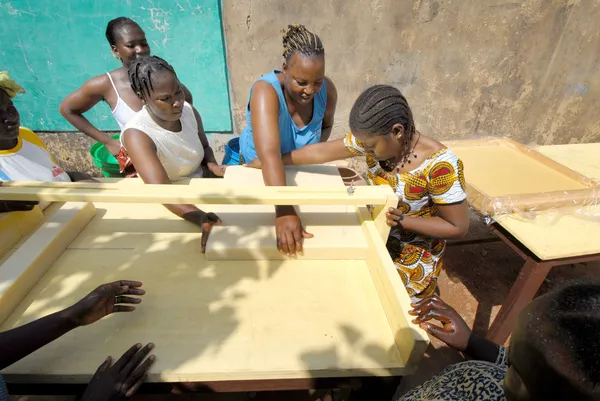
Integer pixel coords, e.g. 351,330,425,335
106,17,139,46
128,56,177,99
281,24,324,62
349,85,416,170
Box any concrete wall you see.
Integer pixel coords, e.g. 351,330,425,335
222,0,600,145
46,0,600,176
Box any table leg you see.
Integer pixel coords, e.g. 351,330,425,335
486,257,553,344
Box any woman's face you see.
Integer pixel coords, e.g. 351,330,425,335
142,70,185,123
353,126,405,163
282,52,325,106
111,24,151,68
0,90,20,140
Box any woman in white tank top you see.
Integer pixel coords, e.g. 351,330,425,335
59,17,192,156
120,56,226,253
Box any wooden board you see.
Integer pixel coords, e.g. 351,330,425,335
535,143,600,183
0,200,421,382
0,207,44,261
0,202,96,325
207,166,367,260
444,138,599,215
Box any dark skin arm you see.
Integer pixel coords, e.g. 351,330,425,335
122,128,221,252
0,280,145,370
386,201,470,239
250,81,313,256
409,296,500,363
59,75,121,156
244,139,353,169
192,108,226,177
319,77,338,142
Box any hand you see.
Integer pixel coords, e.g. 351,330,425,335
106,138,122,157
207,162,227,177
200,212,222,253
81,343,155,401
243,158,262,169
275,206,313,256
385,207,404,227
409,296,471,351
63,281,145,327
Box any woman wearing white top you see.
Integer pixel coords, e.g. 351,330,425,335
120,56,225,252
59,17,192,156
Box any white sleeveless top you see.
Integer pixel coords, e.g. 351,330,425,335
121,102,205,181
106,72,138,130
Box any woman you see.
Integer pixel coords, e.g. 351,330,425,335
248,85,469,299
239,24,338,257
120,56,224,253
59,17,192,156
0,72,92,212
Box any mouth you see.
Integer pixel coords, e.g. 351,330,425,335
299,94,313,102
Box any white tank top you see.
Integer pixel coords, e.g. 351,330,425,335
106,72,138,130
121,102,205,181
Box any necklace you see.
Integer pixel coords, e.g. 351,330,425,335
400,132,420,168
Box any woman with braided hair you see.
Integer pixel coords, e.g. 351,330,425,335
247,85,469,299
118,56,224,253
239,24,338,257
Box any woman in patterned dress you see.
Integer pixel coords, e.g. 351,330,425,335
246,85,469,299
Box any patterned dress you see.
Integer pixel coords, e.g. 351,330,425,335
397,347,508,400
344,133,467,298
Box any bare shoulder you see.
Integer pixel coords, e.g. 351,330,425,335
250,80,279,109
122,128,154,149
324,76,337,94
80,73,112,95
418,132,446,155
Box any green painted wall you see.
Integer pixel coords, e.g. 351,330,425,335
0,0,232,132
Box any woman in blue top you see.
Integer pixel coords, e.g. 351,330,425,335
239,24,338,256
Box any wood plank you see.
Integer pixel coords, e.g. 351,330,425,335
0,181,389,206
536,143,600,183
206,166,367,260
0,207,44,260
0,202,96,326
356,207,429,370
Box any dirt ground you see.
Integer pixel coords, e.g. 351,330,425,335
10,213,600,401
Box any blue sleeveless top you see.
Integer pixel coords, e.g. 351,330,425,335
239,70,327,163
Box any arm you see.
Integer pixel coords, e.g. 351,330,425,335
122,129,220,252
282,139,352,165
320,77,338,142
192,107,220,170
59,75,121,155
409,296,502,364
0,280,144,370
182,84,193,105
389,201,470,239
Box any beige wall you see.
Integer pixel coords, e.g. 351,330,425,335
222,0,600,145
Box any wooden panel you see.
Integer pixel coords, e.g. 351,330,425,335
444,137,599,215
535,143,600,183
207,166,367,260
0,202,96,325
0,207,44,260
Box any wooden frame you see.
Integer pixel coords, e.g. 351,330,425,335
444,137,599,215
0,177,427,389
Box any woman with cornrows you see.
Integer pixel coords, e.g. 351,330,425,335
248,85,469,300
239,24,338,257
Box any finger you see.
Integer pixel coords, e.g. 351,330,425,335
124,355,155,397
94,356,112,374
387,208,403,216
201,226,211,254
410,296,447,312
280,232,292,255
302,228,314,239
205,212,221,223
421,322,454,342
126,288,146,296
113,343,142,372
117,280,143,288
385,212,402,221
288,230,298,255
412,307,452,325
292,229,303,256
122,343,154,376
114,305,136,312
386,218,399,227
115,296,142,304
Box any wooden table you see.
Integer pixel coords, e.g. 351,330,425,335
0,167,427,396
484,143,600,343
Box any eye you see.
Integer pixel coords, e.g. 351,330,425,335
295,80,307,87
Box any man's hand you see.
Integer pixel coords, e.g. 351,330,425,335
63,281,145,327
409,295,471,351
275,206,313,256
81,343,155,401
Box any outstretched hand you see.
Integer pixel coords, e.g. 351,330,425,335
64,281,145,327
409,295,471,351
81,343,155,401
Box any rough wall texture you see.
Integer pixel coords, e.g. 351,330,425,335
222,0,600,146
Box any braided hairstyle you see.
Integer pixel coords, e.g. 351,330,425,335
349,85,416,170
105,17,140,46
128,56,177,99
282,24,324,62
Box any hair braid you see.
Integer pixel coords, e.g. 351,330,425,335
128,56,177,99
282,24,324,61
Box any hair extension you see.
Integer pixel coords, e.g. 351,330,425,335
282,24,324,62
128,56,176,99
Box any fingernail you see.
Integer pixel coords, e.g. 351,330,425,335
147,343,154,349
149,355,155,360
136,343,142,348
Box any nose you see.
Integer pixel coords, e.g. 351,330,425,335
135,45,146,54
173,98,183,108
304,86,316,95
